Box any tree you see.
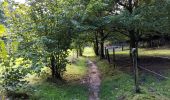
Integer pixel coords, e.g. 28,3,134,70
26,0,75,80
73,0,118,58
0,1,31,95
2,0,75,82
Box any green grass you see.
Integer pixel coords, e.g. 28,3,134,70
95,58,170,100
139,49,170,57
31,82,88,100
1,47,170,99
114,48,170,57
25,47,170,100
88,47,170,100
83,47,95,57
63,57,88,81
29,56,88,99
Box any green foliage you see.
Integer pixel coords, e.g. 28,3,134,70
0,1,31,95
29,56,88,99
28,0,74,78
0,40,7,60
1,66,29,93
0,24,5,36
0,40,30,94
117,0,169,33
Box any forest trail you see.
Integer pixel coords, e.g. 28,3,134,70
88,60,101,100
85,60,101,100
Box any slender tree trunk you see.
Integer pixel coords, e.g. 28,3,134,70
50,54,55,78
129,30,136,60
55,53,62,80
100,41,105,59
79,47,83,56
76,49,79,58
99,30,105,59
129,30,140,61
132,48,140,93
94,32,99,56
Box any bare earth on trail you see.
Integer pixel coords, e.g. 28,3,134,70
81,60,101,100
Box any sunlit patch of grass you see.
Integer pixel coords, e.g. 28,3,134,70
63,57,87,81
114,50,129,55
83,47,95,57
139,49,170,57
29,54,88,99
112,48,170,57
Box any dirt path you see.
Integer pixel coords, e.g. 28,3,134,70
86,60,101,100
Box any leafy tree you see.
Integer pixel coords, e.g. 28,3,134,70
72,31,93,57
0,1,31,94
115,0,169,58
73,0,118,58
25,0,75,80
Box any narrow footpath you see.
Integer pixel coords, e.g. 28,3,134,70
87,60,101,100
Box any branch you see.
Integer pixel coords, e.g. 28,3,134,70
102,32,110,41
119,31,129,37
118,1,129,10
112,27,129,37
118,2,127,7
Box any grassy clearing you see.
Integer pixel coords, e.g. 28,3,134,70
63,57,88,81
139,49,170,57
83,46,96,57
29,48,95,99
88,47,170,100
29,56,88,99
114,48,170,57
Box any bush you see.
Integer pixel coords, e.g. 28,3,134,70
1,66,29,95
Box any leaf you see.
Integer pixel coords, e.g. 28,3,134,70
0,40,8,60
11,41,19,52
0,24,6,37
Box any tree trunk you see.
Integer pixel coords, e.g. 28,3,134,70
50,54,62,80
129,30,140,61
55,54,62,80
129,30,136,59
99,30,105,59
94,32,99,56
132,48,140,93
100,41,104,59
55,71,62,80
76,49,79,58
79,47,83,56
50,54,56,78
